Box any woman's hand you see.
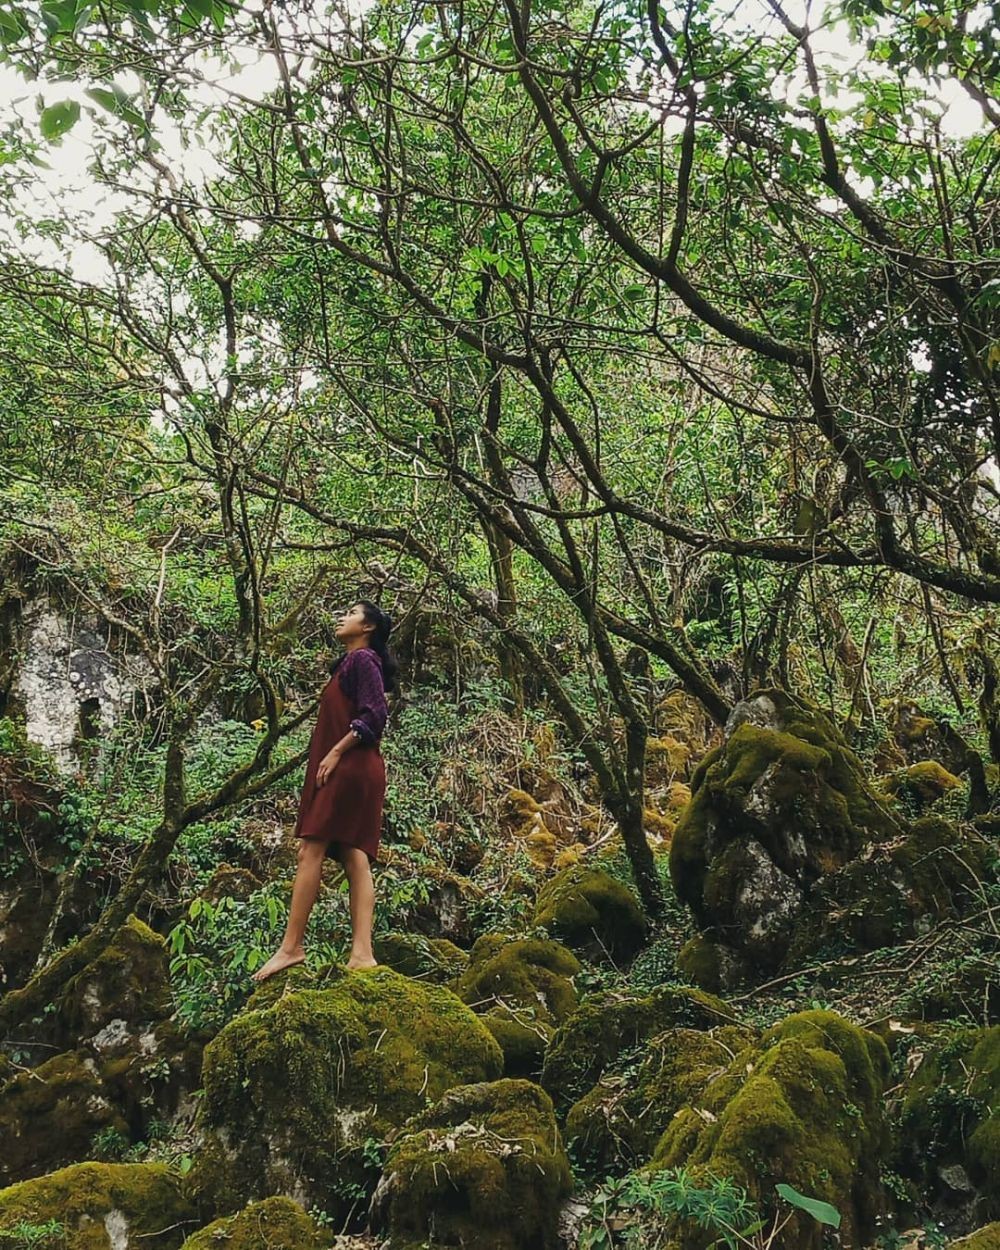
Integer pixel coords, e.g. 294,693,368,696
316,749,342,787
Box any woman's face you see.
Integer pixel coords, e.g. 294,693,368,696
334,603,373,643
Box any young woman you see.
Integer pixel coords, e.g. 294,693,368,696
252,599,397,982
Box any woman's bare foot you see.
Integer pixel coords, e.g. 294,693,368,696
345,953,378,971
251,946,306,983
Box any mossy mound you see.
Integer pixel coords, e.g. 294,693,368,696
0,1050,127,1187
789,815,992,961
370,1078,572,1250
651,1010,890,1250
60,916,173,1040
541,984,739,1115
950,1226,1000,1249
373,930,469,982
198,864,263,903
532,864,646,963
896,1025,1000,1215
670,689,913,984
179,1198,324,1250
190,965,503,1220
0,1162,195,1249
565,1024,752,1175
449,935,580,1077
881,760,963,809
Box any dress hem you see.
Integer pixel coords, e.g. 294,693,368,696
296,829,379,866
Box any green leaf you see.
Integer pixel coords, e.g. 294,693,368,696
39,99,81,140
0,5,29,41
775,1183,841,1228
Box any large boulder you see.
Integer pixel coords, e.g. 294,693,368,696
651,1010,891,1250
565,1024,753,1176
2,917,204,1185
670,689,988,987
0,1162,195,1250
0,1051,127,1187
189,965,504,1221
373,930,469,983
540,984,738,1116
449,934,580,1077
369,1079,572,1250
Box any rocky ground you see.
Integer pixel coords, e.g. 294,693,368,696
1,681,998,1250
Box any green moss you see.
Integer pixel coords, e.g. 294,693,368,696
650,1010,890,1250
372,1079,572,1250
898,1025,1000,1215
190,966,503,1221
565,1025,752,1175
675,935,727,993
373,931,469,982
0,1163,195,1250
880,760,962,808
179,1198,323,1250
790,816,992,967
0,1051,128,1187
449,935,579,1077
950,1224,1000,1249
532,864,646,962
541,984,740,1115
60,916,172,1039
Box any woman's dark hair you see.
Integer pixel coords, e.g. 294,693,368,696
330,598,399,693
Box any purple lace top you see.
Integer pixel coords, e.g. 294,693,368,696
335,647,389,746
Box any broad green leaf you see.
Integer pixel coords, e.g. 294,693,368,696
775,1183,841,1228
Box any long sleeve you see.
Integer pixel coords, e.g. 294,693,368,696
339,649,388,746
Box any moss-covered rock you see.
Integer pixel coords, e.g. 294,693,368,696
566,1024,752,1175
189,965,503,1221
896,1025,1000,1216
449,935,580,1077
370,1078,572,1250
788,815,992,962
198,864,263,903
541,984,739,1115
665,689,988,987
950,1226,1000,1249
881,760,963,809
0,1050,127,1186
0,1162,195,1249
651,1010,891,1250
373,930,469,983
533,864,646,963
60,916,173,1040
179,1198,324,1250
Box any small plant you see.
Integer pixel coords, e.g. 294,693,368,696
90,1125,130,1160
578,1168,840,1250
0,1220,65,1250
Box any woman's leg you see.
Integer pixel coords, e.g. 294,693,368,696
340,846,378,970
251,838,328,982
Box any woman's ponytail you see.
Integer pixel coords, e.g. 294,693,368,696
358,599,400,693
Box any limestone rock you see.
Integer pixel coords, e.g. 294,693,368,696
669,689,988,988
0,1162,195,1249
0,1051,127,1187
541,984,738,1116
449,934,580,1077
369,1078,572,1250
179,1198,324,1250
189,965,504,1220
651,1010,891,1250
532,863,646,963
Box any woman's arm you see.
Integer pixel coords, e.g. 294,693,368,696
344,651,389,746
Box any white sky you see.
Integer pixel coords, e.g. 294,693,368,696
0,0,988,294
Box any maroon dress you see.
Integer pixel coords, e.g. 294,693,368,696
293,648,388,865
